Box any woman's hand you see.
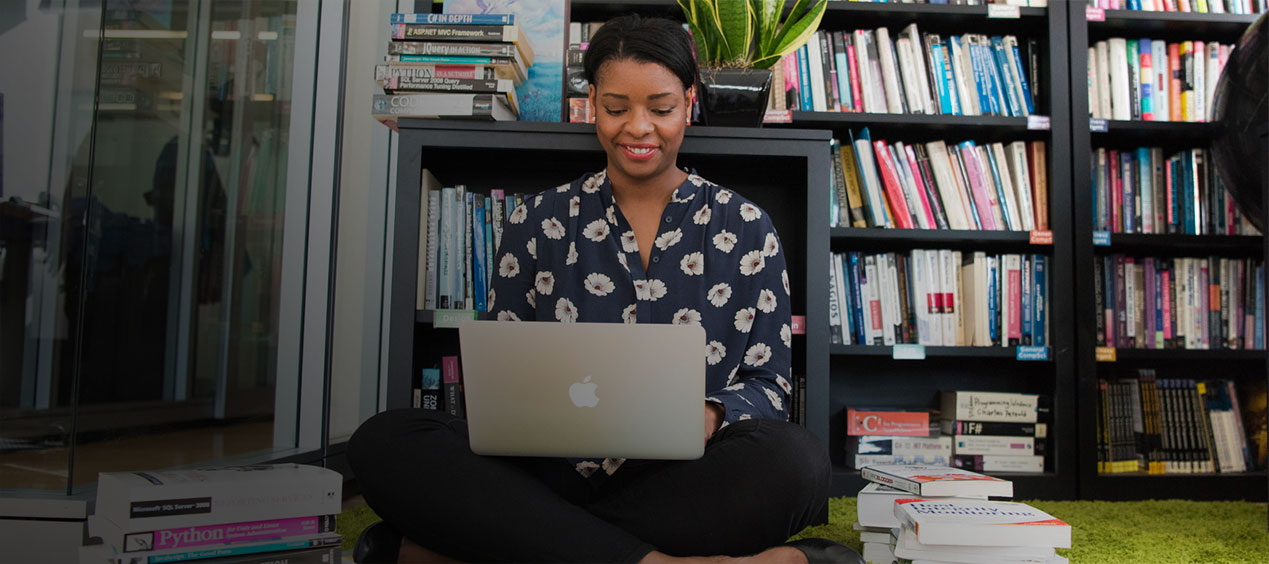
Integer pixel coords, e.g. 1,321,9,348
704,403,724,445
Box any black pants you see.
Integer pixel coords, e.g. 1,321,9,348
347,409,831,563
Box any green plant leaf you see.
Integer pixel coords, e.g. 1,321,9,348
753,0,782,56
717,0,755,64
754,0,825,68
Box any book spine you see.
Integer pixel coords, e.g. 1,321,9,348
146,535,342,564
472,197,487,312
390,13,514,25
388,40,519,59
391,23,518,43
114,515,337,553
442,355,464,418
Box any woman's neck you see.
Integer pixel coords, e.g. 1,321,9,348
607,166,689,209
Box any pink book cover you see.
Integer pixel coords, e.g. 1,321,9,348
873,140,916,229
1008,261,1022,340
125,515,335,553
847,36,864,113
902,144,938,229
1163,268,1172,341
957,143,999,230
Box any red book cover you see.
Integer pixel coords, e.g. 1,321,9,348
902,144,939,229
1110,150,1122,231
1008,259,1022,342
847,409,931,436
873,140,916,229
1169,42,1183,121
957,142,999,230
846,34,864,112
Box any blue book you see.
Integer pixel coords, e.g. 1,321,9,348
991,36,1022,117
1122,151,1136,233
1154,264,1164,348
1008,38,1036,115
797,45,814,112
1139,39,1154,119
390,12,515,24
968,39,996,116
929,40,955,115
445,0,565,122
833,34,853,111
1181,151,1195,234
1022,255,1033,345
979,41,1006,116
848,252,867,344
472,197,487,312
484,196,495,292
1033,254,1047,347
987,256,999,345
840,256,855,343
1137,147,1152,232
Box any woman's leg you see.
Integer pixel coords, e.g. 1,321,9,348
585,418,832,557
347,409,656,563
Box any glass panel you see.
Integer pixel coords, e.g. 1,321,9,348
0,0,305,493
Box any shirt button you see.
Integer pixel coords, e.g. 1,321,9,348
652,256,660,263
664,216,672,223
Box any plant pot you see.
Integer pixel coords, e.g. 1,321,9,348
696,67,773,127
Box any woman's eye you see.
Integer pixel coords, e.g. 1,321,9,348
652,108,675,116
604,107,627,116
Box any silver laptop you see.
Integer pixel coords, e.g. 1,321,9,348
458,320,706,460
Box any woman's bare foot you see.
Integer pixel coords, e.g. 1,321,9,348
398,537,465,563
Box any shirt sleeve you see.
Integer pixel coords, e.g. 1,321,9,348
489,199,538,322
706,217,794,425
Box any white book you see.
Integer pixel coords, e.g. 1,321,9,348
1152,39,1169,121
1108,38,1131,121
912,250,934,345
857,482,987,529
961,252,990,346
941,391,1039,422
881,253,900,346
925,141,971,230
863,255,884,345
863,541,897,564
896,36,927,114
93,464,341,532
859,529,893,544
894,526,1057,563
829,254,845,344
905,24,937,116
990,143,1024,232
861,464,1013,498
953,250,966,346
948,36,980,116
1002,36,1031,117
893,144,932,229
894,499,1071,548
1095,41,1114,120
437,186,456,308
1205,42,1221,122
955,454,1045,473
807,33,828,112
418,170,443,310
1193,41,1207,122
1006,142,1036,232
876,27,906,114
925,249,945,346
1088,47,1101,119
854,30,879,113
953,435,1037,456
940,249,958,346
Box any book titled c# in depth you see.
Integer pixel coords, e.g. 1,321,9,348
860,464,1013,498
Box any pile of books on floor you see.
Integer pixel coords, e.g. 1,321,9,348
846,392,1049,474
373,12,530,127
855,464,1070,564
81,464,343,564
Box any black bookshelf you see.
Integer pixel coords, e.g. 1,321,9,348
1069,1,1267,502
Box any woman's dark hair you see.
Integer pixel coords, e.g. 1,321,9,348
583,14,698,92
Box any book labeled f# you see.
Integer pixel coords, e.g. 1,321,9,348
93,464,341,530
860,464,1013,498
894,498,1071,548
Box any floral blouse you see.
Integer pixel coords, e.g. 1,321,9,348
489,169,793,479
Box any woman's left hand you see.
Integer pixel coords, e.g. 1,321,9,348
704,403,723,445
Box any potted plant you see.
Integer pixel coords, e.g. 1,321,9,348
678,0,827,126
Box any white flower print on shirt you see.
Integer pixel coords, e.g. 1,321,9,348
488,289,496,310
654,228,683,251
647,279,667,301
496,310,520,322
705,341,726,365
762,232,779,257
541,217,565,239
781,324,792,348
583,219,610,242
621,304,637,324
713,231,737,253
534,194,544,208
734,307,756,333
745,343,772,367
672,308,701,326
584,273,615,296
715,189,733,204
620,230,638,253
708,283,732,307
633,280,652,301
680,252,704,276
606,205,618,226
726,364,739,385
723,382,745,392
582,173,602,193
535,271,555,295
616,253,629,271
693,205,712,225
740,203,762,222
574,460,600,477
687,174,706,187
509,204,528,224
555,297,578,323
739,250,766,276
672,192,695,204
569,196,581,217
526,237,537,260
782,269,791,295
776,375,793,394
526,289,536,308
498,253,520,278
763,387,784,411
566,241,578,265
556,183,571,193
757,289,778,313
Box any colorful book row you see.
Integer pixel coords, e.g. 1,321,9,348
1098,371,1263,475
829,250,1050,347
1087,37,1233,123
1090,0,1266,13
771,25,1040,118
1094,255,1265,350
1091,146,1259,236
832,129,1048,231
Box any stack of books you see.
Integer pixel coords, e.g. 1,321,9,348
769,24,1040,117
830,129,1048,232
893,497,1071,564
846,408,949,469
829,250,1050,348
944,391,1048,473
565,21,602,123
81,464,342,564
372,12,530,127
1087,37,1233,123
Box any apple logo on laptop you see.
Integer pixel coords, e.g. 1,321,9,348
569,376,599,408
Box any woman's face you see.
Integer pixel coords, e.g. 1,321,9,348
589,58,693,187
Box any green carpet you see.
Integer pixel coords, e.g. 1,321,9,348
338,498,1269,563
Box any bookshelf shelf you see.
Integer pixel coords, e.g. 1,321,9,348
773,113,1045,141
1090,119,1222,140
1094,233,1264,255
832,344,1052,360
1089,9,1260,38
1106,348,1267,362
831,227,1047,252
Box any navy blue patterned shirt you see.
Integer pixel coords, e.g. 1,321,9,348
490,170,793,478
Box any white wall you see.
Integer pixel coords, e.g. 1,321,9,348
0,0,63,203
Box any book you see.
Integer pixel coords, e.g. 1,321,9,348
894,499,1071,548
953,435,1038,456
942,420,1047,437
893,525,1059,563
390,13,515,25
847,409,931,437
417,169,442,310
388,40,533,67
93,465,341,532
442,355,465,418
941,391,1039,423
952,454,1046,473
849,435,952,458
83,533,342,564
860,464,1014,498
390,22,534,62
419,367,441,410
857,482,987,529
372,93,517,127
87,514,336,553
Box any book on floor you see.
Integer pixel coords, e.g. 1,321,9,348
894,498,1071,548
860,464,1013,498
857,482,988,529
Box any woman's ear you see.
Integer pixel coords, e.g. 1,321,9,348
588,84,596,106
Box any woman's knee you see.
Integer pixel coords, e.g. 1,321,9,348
347,409,459,475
